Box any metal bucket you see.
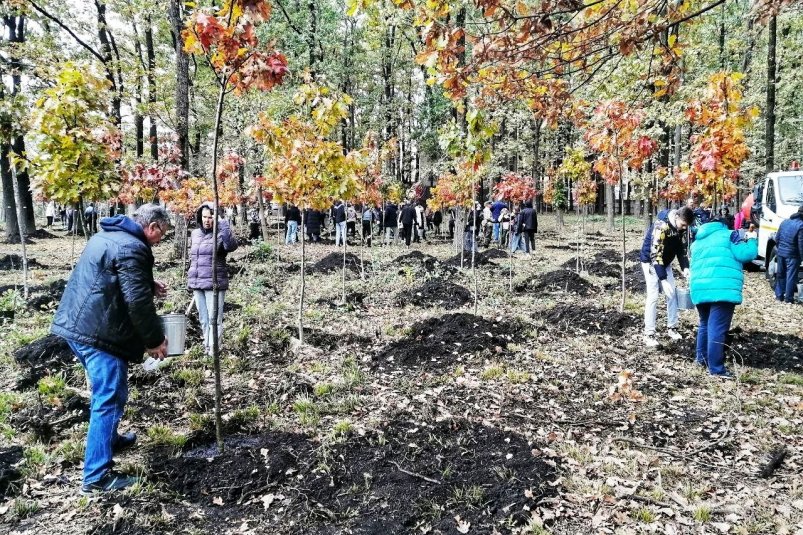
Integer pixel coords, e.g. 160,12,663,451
676,287,694,310
161,314,187,356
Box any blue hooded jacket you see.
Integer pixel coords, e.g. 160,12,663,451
52,215,164,362
689,221,757,305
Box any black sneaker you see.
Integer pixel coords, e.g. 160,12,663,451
712,371,735,380
81,471,140,494
112,431,137,453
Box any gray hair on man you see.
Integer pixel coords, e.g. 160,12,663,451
133,203,170,229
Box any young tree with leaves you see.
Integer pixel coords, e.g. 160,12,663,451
182,0,288,452
249,81,364,344
586,101,658,312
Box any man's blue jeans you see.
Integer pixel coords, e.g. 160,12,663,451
285,220,298,244
695,302,735,375
775,256,800,303
510,232,527,253
67,340,128,485
492,222,500,242
335,221,347,246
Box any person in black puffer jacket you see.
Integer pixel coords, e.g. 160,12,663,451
51,204,170,493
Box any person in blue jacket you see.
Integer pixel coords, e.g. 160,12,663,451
690,219,758,377
774,205,803,303
52,204,170,493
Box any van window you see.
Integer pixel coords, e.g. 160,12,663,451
766,179,776,212
777,174,803,205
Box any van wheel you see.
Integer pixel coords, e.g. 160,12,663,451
766,245,778,290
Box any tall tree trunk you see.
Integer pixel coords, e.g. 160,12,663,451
168,0,191,262
10,164,29,298
531,119,541,209
765,15,777,173
145,17,158,160
94,1,122,125
307,0,318,75
1,143,21,242
168,0,191,170
5,15,35,234
132,17,145,158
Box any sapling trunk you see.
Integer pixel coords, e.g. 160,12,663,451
620,175,627,314
299,209,306,344
210,82,226,454
342,215,347,305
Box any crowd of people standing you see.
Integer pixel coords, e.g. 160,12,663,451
274,198,541,257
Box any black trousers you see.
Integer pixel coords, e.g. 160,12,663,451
402,223,413,246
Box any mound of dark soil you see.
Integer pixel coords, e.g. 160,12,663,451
376,313,521,369
30,228,59,239
0,254,45,270
25,279,67,310
394,250,436,265
394,278,472,308
150,432,313,507
542,304,638,336
150,419,560,534
445,248,510,268
395,251,457,277
308,252,367,274
515,269,596,296
482,248,510,261
13,335,76,389
0,446,24,498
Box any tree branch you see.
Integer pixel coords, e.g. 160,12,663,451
273,0,304,36
27,0,106,65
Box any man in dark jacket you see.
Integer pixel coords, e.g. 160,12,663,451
517,201,538,253
52,204,169,493
775,205,803,303
305,208,322,242
639,207,694,346
383,202,398,245
490,199,507,243
399,201,416,247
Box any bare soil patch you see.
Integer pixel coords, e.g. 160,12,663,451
149,419,560,535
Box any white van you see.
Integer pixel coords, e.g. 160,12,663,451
751,170,803,288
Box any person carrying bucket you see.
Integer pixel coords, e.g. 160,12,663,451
188,202,239,355
51,204,170,493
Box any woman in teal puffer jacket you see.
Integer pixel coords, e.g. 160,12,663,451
689,220,758,377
